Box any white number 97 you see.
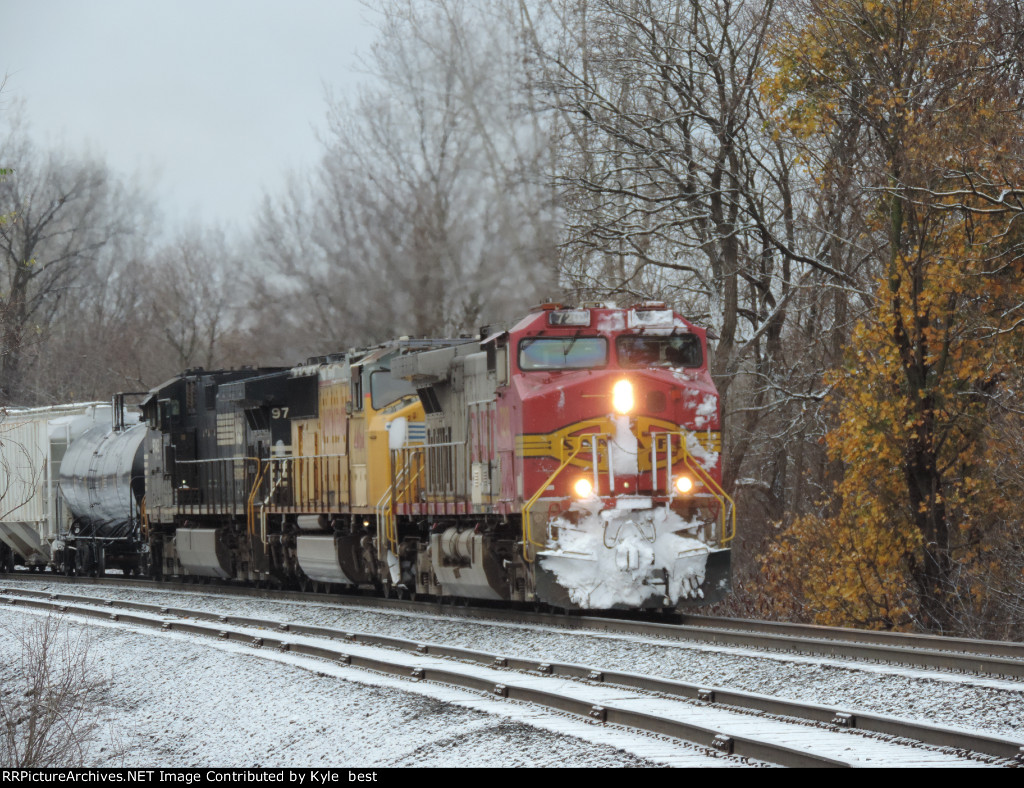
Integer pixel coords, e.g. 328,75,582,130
271,407,289,419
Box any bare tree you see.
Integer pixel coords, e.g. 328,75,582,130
24,236,151,401
143,226,239,372
248,0,559,360
523,0,862,505
0,113,151,406
0,615,109,766
31,224,242,400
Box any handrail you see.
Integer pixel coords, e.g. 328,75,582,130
389,462,424,549
679,453,736,545
245,458,267,538
378,449,426,553
521,438,586,561
374,457,400,553
374,485,395,554
520,430,735,562
649,431,735,546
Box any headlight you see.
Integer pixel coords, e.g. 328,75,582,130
612,379,634,414
573,478,594,498
675,475,693,494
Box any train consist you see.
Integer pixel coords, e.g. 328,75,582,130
0,303,734,610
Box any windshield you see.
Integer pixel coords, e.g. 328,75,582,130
518,336,608,371
616,335,702,369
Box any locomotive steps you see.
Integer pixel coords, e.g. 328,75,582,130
1,586,1022,768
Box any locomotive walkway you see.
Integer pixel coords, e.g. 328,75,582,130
2,583,1022,768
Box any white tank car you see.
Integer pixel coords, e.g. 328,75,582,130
0,403,112,570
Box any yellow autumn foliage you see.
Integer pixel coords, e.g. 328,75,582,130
759,0,1024,629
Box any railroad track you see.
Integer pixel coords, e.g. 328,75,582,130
678,613,1024,662
4,572,1024,680
1,585,1022,768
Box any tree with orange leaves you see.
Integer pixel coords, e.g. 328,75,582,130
761,0,1024,630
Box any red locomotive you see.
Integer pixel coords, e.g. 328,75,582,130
390,301,733,609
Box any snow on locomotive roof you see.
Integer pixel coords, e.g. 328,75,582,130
391,340,480,384
628,307,675,328
547,308,591,326
3,401,110,416
288,337,478,378
528,303,698,335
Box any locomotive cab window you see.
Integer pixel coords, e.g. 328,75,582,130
370,370,416,410
518,336,608,370
617,335,702,369
157,398,180,431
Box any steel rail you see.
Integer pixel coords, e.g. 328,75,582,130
4,572,1024,679
677,613,1024,661
0,592,836,768
2,587,1022,766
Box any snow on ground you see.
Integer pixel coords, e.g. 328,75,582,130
0,604,745,768
5,576,1024,748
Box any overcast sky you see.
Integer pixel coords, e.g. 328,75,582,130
0,0,377,228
